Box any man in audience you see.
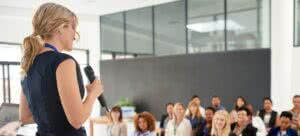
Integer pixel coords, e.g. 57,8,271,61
159,103,174,136
268,111,298,136
195,107,216,136
185,95,205,117
258,97,278,132
231,107,257,136
211,96,226,111
290,95,300,130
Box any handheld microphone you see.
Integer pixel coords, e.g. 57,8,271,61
84,66,109,112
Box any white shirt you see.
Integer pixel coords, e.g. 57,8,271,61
165,118,192,136
263,113,271,125
278,131,287,136
252,116,267,136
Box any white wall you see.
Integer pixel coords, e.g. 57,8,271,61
292,48,300,100
271,0,294,112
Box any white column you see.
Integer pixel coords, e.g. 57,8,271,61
271,0,294,112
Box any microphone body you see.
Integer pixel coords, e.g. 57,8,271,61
84,66,109,112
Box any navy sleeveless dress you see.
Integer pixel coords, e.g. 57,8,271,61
21,51,87,136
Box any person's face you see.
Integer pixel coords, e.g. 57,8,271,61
166,105,174,115
111,111,120,122
193,98,201,105
279,117,291,131
174,105,185,119
138,118,148,132
59,18,76,51
237,111,249,126
237,98,245,108
190,105,198,115
205,109,214,122
214,114,226,130
293,97,300,109
263,100,272,111
212,97,220,107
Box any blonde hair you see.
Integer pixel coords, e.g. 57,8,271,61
21,3,78,76
173,102,185,120
187,101,201,118
211,110,231,136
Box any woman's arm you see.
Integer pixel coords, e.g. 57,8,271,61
56,59,103,129
120,122,127,136
89,119,94,136
19,90,34,124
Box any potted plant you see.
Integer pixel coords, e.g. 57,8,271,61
116,98,136,118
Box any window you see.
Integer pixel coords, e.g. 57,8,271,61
126,7,153,55
99,0,271,59
154,1,186,56
188,0,225,53
101,13,125,53
227,0,270,50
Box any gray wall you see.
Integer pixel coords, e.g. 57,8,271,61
100,49,270,118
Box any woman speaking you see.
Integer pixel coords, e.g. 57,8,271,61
19,3,103,136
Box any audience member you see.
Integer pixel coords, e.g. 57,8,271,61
267,111,298,136
230,107,257,136
132,112,156,136
166,103,192,136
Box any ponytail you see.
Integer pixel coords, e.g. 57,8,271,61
21,35,43,76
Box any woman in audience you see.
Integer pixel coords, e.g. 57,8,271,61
257,97,278,132
186,95,205,117
186,101,204,132
210,110,231,136
132,112,156,136
159,103,174,136
90,106,127,136
166,103,192,136
195,107,216,136
230,107,257,136
246,104,267,136
230,96,247,124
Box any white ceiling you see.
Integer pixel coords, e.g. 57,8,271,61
0,0,178,16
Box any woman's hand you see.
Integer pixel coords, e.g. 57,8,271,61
86,79,103,99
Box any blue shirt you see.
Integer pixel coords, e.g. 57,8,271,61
21,51,86,136
186,116,204,129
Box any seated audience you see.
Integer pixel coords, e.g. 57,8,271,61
159,103,174,136
257,97,278,132
132,112,156,136
166,103,192,136
211,110,231,136
230,96,247,123
267,111,298,136
211,96,226,111
230,107,257,136
195,107,216,136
